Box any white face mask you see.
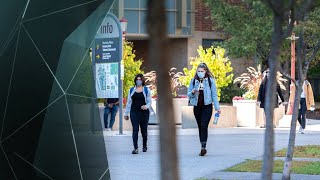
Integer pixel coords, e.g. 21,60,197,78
197,71,205,78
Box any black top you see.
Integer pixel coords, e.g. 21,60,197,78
131,92,146,112
258,77,285,108
104,98,118,106
197,79,205,106
107,98,118,104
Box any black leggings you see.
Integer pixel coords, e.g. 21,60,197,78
298,98,307,129
194,105,213,146
130,110,149,149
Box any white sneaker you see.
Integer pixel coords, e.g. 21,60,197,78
107,128,112,131
301,129,305,134
299,126,302,132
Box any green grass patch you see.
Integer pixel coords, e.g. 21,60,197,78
275,145,320,158
224,160,320,175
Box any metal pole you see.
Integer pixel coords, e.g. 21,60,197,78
118,32,125,135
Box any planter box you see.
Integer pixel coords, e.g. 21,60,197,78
257,105,286,127
148,98,189,124
233,100,257,127
181,105,237,128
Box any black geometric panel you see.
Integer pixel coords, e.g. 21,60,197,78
0,0,114,179
0,29,20,126
66,95,110,180
0,0,27,53
23,0,105,21
1,26,62,141
33,96,83,180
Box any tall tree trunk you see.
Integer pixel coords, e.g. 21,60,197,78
262,14,283,180
147,1,179,180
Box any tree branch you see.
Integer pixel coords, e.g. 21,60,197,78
279,67,295,84
281,0,295,39
262,0,279,15
304,39,320,74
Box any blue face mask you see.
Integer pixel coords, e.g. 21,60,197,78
197,71,205,79
136,80,142,86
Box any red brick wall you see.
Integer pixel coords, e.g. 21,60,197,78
195,0,242,32
195,0,213,31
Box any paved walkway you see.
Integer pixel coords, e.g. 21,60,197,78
104,120,320,180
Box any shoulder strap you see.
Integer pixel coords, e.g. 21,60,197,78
130,87,134,95
193,78,195,86
144,86,148,96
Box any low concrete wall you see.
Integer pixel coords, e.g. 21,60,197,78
181,106,237,129
99,107,132,131
256,105,285,127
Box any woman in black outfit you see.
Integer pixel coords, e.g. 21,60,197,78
124,74,152,154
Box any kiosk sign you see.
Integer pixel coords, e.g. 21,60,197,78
93,13,122,98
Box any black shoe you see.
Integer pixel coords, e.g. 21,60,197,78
143,147,147,152
132,148,139,154
260,125,266,128
199,148,207,156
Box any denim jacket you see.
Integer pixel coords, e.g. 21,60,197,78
187,77,220,110
124,86,153,116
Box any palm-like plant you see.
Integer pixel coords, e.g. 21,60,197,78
144,68,183,97
234,65,287,100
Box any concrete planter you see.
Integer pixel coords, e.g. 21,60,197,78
233,100,257,127
148,98,189,124
173,98,189,124
181,105,237,128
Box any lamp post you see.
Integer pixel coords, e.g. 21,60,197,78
118,17,128,134
286,19,299,115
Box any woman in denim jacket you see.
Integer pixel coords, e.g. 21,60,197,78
124,74,152,154
188,63,221,156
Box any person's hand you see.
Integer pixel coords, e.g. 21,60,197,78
256,101,261,106
124,116,129,120
108,103,113,108
141,105,147,110
216,110,221,114
192,88,199,94
310,105,316,111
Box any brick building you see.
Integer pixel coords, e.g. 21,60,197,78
110,0,320,100
109,0,255,77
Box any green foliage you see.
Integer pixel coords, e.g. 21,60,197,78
219,84,245,103
203,0,273,61
224,159,320,175
275,145,320,158
123,41,144,98
180,46,234,99
204,0,320,70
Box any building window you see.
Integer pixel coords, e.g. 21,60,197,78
122,0,181,35
202,39,224,51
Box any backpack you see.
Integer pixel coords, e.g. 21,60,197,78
130,86,148,96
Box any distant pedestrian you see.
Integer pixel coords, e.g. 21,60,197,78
188,63,221,156
124,74,152,154
257,69,285,128
290,78,315,134
104,98,119,131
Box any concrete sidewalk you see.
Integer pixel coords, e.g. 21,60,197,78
104,121,320,180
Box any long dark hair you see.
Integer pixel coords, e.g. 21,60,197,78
134,74,146,86
194,63,214,79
